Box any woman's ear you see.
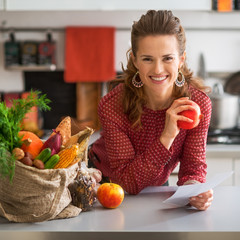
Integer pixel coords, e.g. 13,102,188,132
131,51,138,69
179,51,186,68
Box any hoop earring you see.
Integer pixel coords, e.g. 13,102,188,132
132,71,143,88
175,70,185,87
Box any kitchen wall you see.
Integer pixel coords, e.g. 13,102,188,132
1,10,240,92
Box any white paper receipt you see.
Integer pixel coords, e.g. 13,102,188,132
163,171,233,207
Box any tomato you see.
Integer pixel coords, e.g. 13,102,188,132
97,183,124,209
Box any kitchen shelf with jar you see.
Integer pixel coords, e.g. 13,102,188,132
3,31,56,72
5,64,57,72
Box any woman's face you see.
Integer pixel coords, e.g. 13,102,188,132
132,34,185,99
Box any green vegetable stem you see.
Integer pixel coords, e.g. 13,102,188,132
0,90,51,182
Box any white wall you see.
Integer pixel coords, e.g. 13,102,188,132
1,10,240,92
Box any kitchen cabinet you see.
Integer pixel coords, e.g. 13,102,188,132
168,164,179,186
168,157,233,186
234,158,240,186
5,0,212,11
206,144,240,186
169,144,240,186
206,158,233,186
0,0,4,10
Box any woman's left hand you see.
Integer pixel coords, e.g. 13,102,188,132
189,189,213,210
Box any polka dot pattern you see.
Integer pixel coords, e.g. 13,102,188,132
92,84,212,194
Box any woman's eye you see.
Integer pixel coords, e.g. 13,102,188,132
164,57,173,62
143,58,152,62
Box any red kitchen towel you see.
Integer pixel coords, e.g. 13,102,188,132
64,27,116,82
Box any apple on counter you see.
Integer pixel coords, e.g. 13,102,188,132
97,183,124,209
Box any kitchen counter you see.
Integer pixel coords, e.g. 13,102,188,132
0,186,239,233
206,144,240,158
89,132,240,158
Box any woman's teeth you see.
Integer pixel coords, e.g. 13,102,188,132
151,76,167,81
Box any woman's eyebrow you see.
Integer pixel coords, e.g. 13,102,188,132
140,54,176,58
162,54,175,57
140,54,152,58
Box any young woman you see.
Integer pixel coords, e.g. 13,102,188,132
89,10,213,210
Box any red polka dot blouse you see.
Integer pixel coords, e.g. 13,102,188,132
91,83,212,194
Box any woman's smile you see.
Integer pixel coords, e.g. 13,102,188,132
150,75,168,84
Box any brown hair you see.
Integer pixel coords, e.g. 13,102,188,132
116,10,210,127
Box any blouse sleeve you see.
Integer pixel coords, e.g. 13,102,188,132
177,92,212,186
99,108,173,195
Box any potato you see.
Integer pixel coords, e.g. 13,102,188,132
25,151,34,160
12,148,25,160
33,159,45,169
20,157,33,166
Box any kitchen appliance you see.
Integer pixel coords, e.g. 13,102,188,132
225,71,240,128
209,82,239,130
225,71,240,95
207,127,240,144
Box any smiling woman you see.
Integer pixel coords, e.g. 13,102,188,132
89,10,213,211
131,34,184,111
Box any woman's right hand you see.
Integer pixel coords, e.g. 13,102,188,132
160,97,195,149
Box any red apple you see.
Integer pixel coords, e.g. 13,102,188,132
97,183,124,209
177,101,203,129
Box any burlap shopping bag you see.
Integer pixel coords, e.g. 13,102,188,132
0,160,82,223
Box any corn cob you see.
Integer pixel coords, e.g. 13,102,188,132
65,127,94,148
67,138,87,167
54,144,79,169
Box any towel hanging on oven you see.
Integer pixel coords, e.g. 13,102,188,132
64,27,116,83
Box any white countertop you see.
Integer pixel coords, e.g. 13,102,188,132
206,144,240,158
0,186,239,232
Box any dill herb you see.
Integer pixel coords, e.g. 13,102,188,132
0,90,51,181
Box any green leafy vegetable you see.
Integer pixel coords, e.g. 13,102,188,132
0,146,15,181
0,90,51,181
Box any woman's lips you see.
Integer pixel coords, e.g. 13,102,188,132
150,75,168,84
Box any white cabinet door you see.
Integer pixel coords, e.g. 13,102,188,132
206,158,233,186
0,0,4,10
168,164,179,186
234,159,240,186
5,0,212,11
169,158,234,186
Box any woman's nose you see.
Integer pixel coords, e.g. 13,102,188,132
153,60,163,74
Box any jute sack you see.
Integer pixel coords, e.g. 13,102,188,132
0,160,82,223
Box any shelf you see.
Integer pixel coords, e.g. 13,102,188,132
5,0,212,11
5,64,57,71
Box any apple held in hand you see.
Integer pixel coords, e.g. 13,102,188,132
97,183,124,209
177,101,204,129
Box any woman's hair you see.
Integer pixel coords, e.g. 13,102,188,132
117,10,210,128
